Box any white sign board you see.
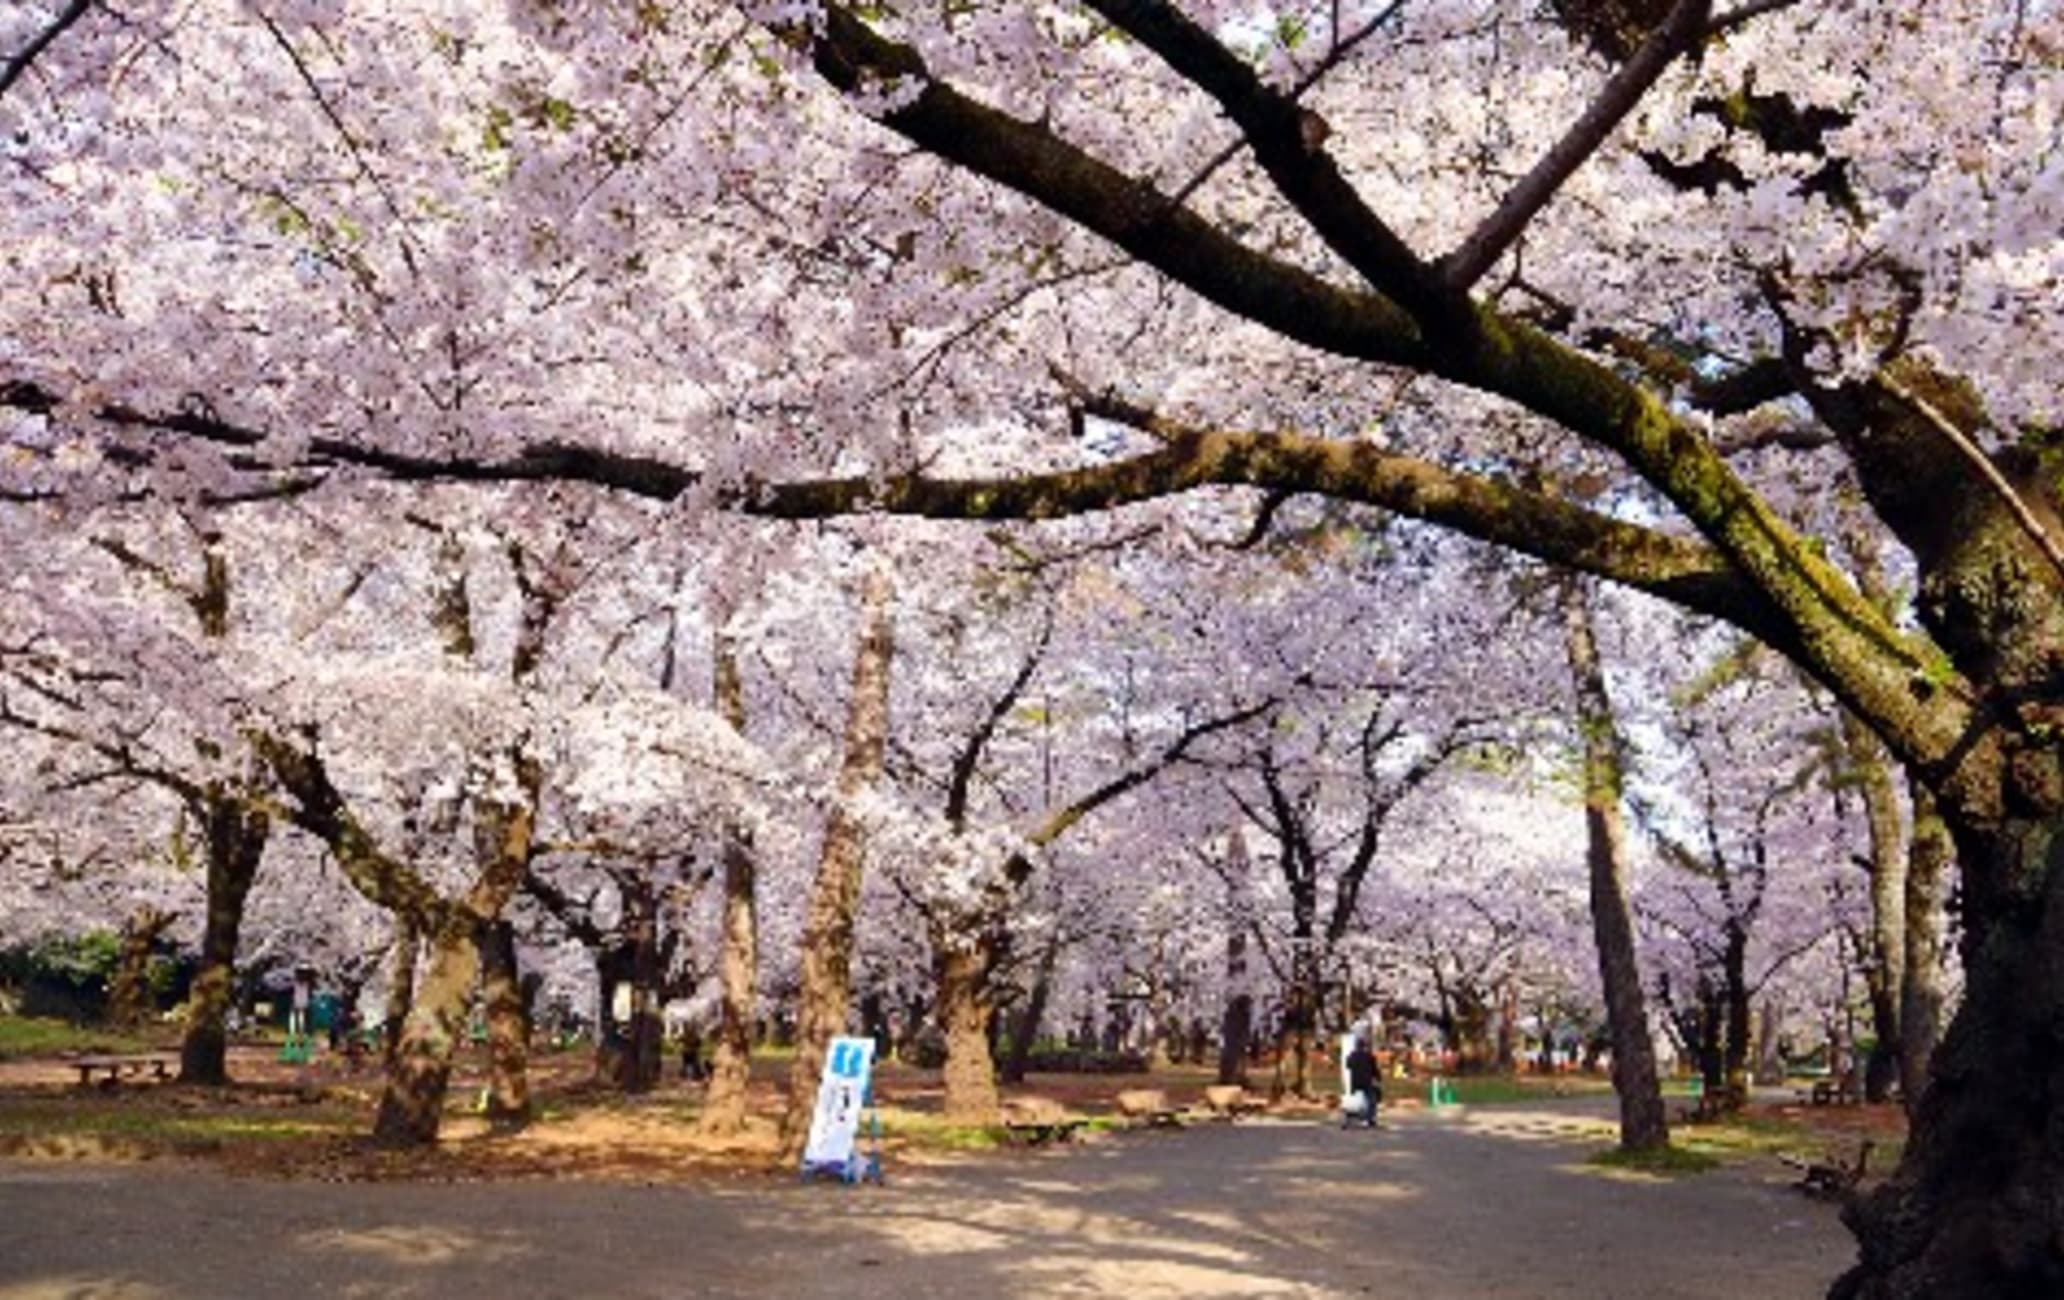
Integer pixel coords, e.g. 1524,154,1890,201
801,1035,876,1176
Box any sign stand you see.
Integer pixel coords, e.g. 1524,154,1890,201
799,1036,884,1187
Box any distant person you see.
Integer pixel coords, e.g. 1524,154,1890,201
1343,1036,1381,1129
289,970,313,1038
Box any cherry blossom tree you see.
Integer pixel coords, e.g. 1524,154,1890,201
4,1,2062,1290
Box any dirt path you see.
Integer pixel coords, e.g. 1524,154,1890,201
0,1099,1850,1299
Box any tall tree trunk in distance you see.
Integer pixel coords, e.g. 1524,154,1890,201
1754,998,1786,1086
1563,578,1669,1152
1495,981,1520,1073
478,919,530,1126
936,935,1001,1123
1897,783,1950,1119
373,915,478,1146
1843,710,1909,1103
1218,828,1255,1086
383,912,420,1072
618,876,663,1093
1275,938,1317,1097
701,621,760,1134
780,562,894,1162
1002,935,1057,1085
179,793,268,1084
1722,925,1753,1102
108,906,175,1028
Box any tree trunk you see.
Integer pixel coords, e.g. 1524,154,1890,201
1722,925,1752,1101
1898,783,1950,1119
1218,975,1254,1088
383,912,420,1072
1843,710,1909,1104
1218,830,1254,1086
478,919,530,1126
936,937,1001,1123
1835,810,2064,1298
1001,936,1056,1085
372,915,477,1147
1275,937,1318,1097
1450,986,1494,1073
1563,578,1669,1151
617,877,663,1094
1495,981,1520,1073
1754,998,1786,1086
701,617,760,1133
108,906,175,1029
369,772,539,1147
178,794,268,1085
780,562,894,1161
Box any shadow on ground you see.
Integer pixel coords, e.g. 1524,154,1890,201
0,1100,1849,1299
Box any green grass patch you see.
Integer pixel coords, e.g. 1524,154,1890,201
0,1016,168,1059
0,1105,345,1144
1587,1143,1720,1175
1428,1076,1614,1106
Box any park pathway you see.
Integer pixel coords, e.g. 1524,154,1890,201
0,1099,1849,1298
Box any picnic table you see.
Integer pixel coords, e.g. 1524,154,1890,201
1795,1074,1864,1107
70,1053,175,1087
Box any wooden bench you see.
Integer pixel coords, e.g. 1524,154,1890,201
71,1053,175,1087
1801,1077,1863,1107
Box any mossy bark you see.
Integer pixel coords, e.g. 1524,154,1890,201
372,915,477,1147
1564,579,1670,1150
1899,783,1951,1118
108,906,175,1029
178,794,267,1085
478,919,530,1126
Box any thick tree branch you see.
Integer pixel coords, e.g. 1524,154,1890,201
0,0,92,104
776,12,1970,784
1441,0,1712,290
796,6,1426,365
1079,0,1459,328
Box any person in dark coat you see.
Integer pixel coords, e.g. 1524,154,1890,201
1343,1037,1382,1128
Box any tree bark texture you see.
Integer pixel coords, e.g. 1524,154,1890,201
701,622,759,1134
372,915,477,1147
108,906,175,1029
478,918,530,1125
1001,937,1056,1086
1563,579,1670,1151
382,911,420,1072
1842,710,1909,1103
1898,782,1951,1120
178,793,268,1085
369,769,540,1146
780,563,894,1161
935,937,1001,1123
